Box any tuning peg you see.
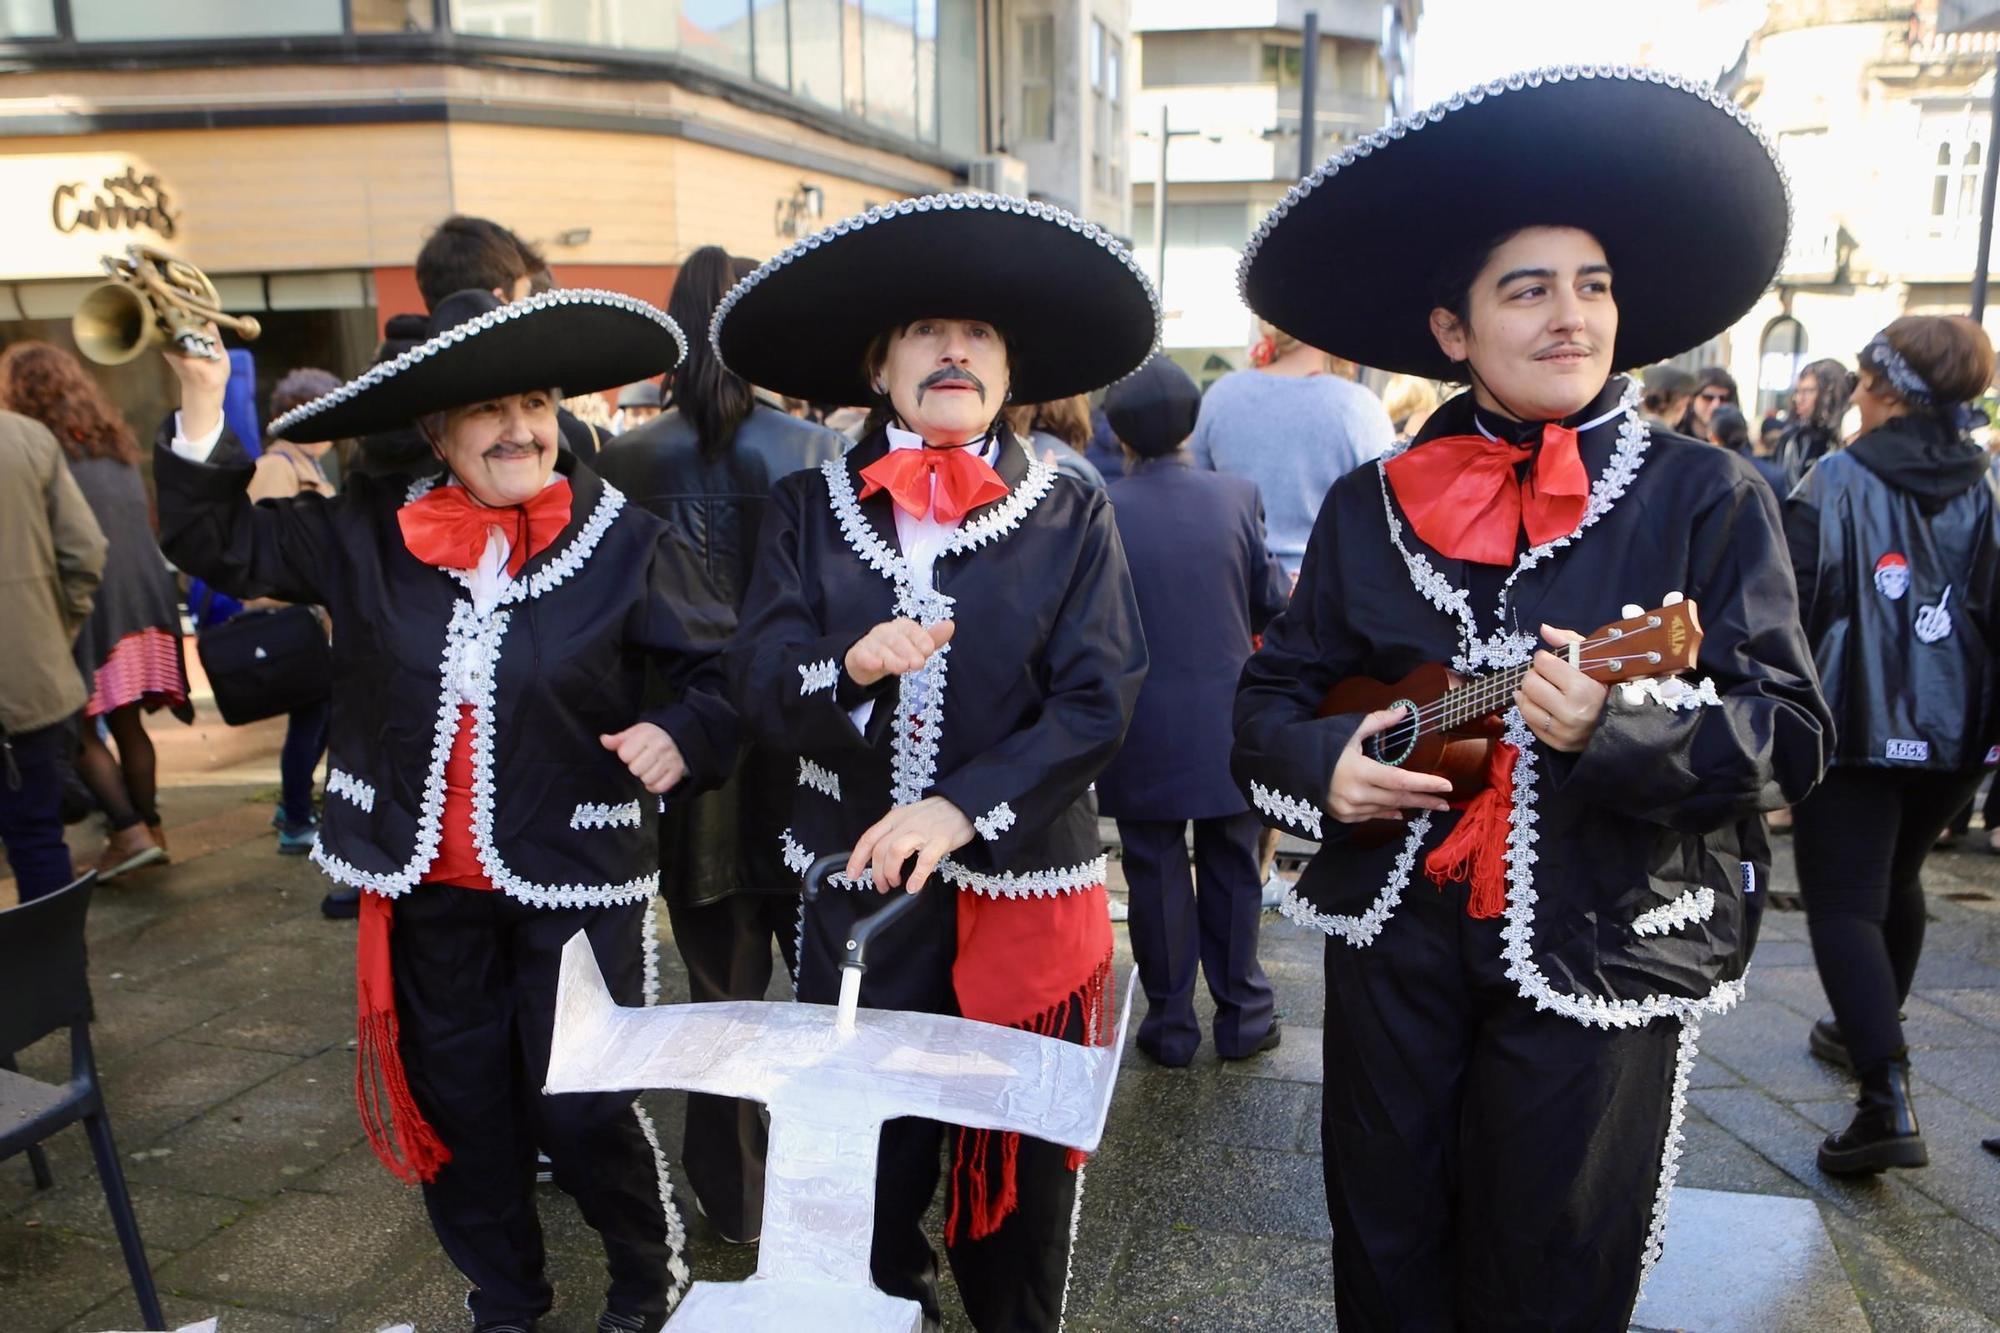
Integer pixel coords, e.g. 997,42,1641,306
1621,603,1643,618
1662,591,1685,605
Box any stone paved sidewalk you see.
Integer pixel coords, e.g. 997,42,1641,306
3,780,1999,1331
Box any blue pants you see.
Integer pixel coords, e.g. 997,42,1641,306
1,723,76,903
279,698,329,828
1116,811,1275,1063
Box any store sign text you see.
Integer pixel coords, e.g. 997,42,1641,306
52,166,179,239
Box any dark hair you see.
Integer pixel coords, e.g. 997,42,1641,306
1707,404,1750,450
861,320,1012,438
1641,364,1696,415
1694,366,1738,401
665,246,757,461
268,367,340,434
0,340,137,465
1875,314,1995,409
1795,358,1851,430
415,215,531,311
1428,230,1513,335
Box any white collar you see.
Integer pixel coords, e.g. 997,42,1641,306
884,422,1000,462
1473,396,1628,444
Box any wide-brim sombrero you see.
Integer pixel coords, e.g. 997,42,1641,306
710,192,1161,405
1238,65,1791,380
268,288,685,442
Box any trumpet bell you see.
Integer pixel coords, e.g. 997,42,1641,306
72,281,156,366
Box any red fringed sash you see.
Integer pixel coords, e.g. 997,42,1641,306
1423,741,1519,919
356,892,452,1183
945,883,1116,1244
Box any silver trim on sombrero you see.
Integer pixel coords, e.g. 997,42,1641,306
267,288,686,439
708,191,1163,379
1237,64,1794,308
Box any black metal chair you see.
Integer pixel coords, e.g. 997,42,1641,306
0,872,165,1331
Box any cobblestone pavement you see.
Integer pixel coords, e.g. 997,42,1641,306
3,778,1999,1332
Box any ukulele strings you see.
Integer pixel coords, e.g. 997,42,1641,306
1368,629,1661,752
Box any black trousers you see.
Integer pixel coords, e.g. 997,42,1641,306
1321,883,1683,1332
1117,812,1275,1062
1794,765,1983,1071
392,887,682,1328
660,888,801,1242
797,881,1082,1332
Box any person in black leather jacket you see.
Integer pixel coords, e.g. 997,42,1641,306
1778,357,1853,490
1786,314,2000,1177
592,245,844,1246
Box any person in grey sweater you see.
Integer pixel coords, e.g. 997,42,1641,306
1190,321,1394,579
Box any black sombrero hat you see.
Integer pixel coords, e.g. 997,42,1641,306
710,192,1160,405
267,288,685,443
1239,65,1790,381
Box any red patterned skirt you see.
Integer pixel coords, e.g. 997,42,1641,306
85,628,190,717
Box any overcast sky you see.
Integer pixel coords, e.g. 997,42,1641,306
1412,0,1773,105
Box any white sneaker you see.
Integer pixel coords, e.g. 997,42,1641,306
1107,897,1130,923
1260,872,1289,912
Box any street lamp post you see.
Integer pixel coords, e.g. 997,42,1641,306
1144,108,1201,302
1974,47,2000,322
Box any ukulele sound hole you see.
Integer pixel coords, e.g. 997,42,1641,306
1368,697,1421,767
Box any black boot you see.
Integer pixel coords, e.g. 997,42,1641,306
1808,1017,1853,1072
1818,1056,1928,1176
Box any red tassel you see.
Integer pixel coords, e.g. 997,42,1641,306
945,950,1115,1243
354,892,452,1184
1423,741,1519,920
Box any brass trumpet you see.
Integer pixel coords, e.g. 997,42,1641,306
72,244,261,365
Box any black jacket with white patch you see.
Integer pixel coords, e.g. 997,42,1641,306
154,433,736,908
1232,377,1831,1026
1786,412,2000,772
724,427,1147,899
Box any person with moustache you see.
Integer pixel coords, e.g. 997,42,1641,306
594,244,846,1247
151,288,734,1333
1232,68,1830,1328
716,193,1155,1331
1094,355,1289,1067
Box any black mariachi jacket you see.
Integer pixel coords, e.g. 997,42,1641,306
1232,378,1831,1026
724,428,1146,899
1786,413,2000,772
153,432,736,908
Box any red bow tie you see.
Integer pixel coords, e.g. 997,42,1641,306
858,445,1009,525
397,479,574,578
1382,424,1588,566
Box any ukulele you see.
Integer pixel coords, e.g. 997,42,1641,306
1320,599,1704,846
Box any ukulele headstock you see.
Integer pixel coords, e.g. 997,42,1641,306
1576,598,1702,684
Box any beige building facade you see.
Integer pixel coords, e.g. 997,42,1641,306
1722,1,2000,417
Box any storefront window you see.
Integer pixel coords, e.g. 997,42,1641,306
71,0,343,40
937,0,978,158
0,0,57,38
683,0,752,78
752,0,789,88
791,0,844,111
862,0,917,140
451,0,674,50
351,0,437,31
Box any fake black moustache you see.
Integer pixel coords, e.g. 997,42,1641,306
915,367,987,402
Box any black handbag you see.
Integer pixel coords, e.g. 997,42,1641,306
192,590,332,726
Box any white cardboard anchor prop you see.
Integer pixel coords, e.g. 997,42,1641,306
544,856,1137,1331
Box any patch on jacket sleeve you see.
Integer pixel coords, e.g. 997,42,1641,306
1885,738,1930,762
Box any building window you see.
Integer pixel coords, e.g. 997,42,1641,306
1921,104,1989,237
753,0,790,87
0,0,56,37
862,0,918,139
1091,20,1122,192
71,0,343,39
789,0,844,110
1260,41,1305,88
1758,316,1808,419
1019,14,1055,143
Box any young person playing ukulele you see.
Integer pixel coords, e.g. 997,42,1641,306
1230,68,1832,1330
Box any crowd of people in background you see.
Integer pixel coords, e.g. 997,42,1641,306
5,176,2000,1327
